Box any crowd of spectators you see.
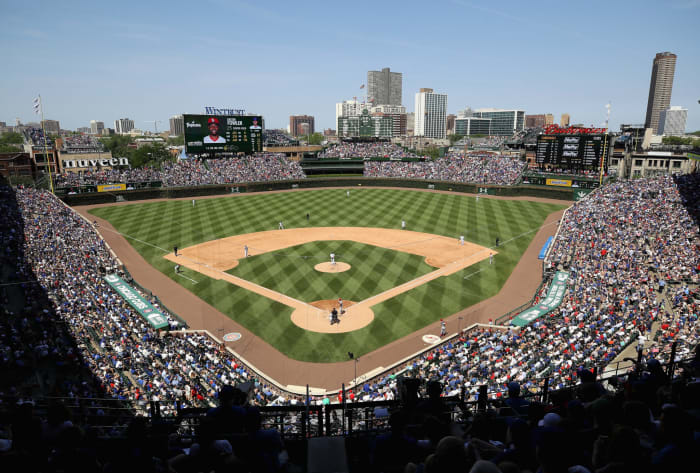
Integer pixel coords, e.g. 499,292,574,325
24,127,53,147
60,135,105,153
263,130,298,146
364,153,526,185
1,186,299,413
319,142,425,159
52,154,306,188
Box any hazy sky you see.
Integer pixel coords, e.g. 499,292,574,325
1,0,699,133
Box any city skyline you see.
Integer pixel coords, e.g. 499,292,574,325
1,0,699,133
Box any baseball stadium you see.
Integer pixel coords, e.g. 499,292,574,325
1,135,698,471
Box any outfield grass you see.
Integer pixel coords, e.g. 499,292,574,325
229,240,434,302
89,188,565,362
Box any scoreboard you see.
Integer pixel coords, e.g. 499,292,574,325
184,114,263,154
535,134,608,167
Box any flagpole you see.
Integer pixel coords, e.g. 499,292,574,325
37,95,55,194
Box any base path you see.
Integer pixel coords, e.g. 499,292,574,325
75,187,567,391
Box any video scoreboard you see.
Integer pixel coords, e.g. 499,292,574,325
536,134,608,168
184,114,263,154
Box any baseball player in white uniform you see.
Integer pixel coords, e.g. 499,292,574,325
459,236,465,245
244,245,249,258
330,252,336,265
401,220,406,230
490,253,494,265
346,190,350,198
278,221,284,230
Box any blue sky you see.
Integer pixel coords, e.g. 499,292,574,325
1,0,699,133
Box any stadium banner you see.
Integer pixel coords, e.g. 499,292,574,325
688,151,700,161
573,188,594,201
511,271,569,327
545,178,572,187
103,274,169,329
97,183,126,192
184,114,263,154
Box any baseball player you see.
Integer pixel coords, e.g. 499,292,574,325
440,319,446,337
330,252,336,265
192,199,195,207
175,264,181,274
279,221,284,230
346,190,350,198
244,245,249,258
489,253,493,265
173,246,178,257
476,195,479,202
338,297,343,314
401,220,406,230
459,235,465,245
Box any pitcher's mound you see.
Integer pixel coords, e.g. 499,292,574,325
314,262,351,273
290,299,374,333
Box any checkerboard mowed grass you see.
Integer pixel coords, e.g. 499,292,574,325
90,189,565,362
229,240,434,302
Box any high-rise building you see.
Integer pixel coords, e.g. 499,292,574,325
168,115,184,136
446,114,456,135
560,113,570,127
525,114,550,128
367,67,402,106
115,118,135,135
644,52,677,134
371,104,407,136
414,88,447,139
658,106,687,136
41,120,60,134
336,100,372,124
455,117,491,136
472,109,524,135
289,115,315,136
90,120,104,135
77,127,91,134
545,114,554,125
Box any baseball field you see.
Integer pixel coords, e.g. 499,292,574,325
88,188,565,363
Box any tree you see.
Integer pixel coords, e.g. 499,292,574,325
130,144,172,168
302,132,324,145
0,144,23,153
448,134,465,145
167,135,184,146
0,132,24,145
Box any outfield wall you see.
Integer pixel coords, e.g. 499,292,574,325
59,177,575,206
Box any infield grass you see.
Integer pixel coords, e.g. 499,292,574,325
89,188,565,362
229,240,434,302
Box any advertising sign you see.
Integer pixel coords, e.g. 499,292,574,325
545,178,572,187
97,183,126,192
511,271,569,327
104,274,169,329
184,114,263,154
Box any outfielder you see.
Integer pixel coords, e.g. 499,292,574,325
330,252,336,265
192,199,195,207
346,190,350,198
278,221,284,230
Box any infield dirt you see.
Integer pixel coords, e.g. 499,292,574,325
162,227,495,333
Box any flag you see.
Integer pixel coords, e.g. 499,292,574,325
33,96,41,115
360,84,365,89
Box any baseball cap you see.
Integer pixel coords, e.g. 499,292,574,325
537,412,562,428
208,117,220,126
